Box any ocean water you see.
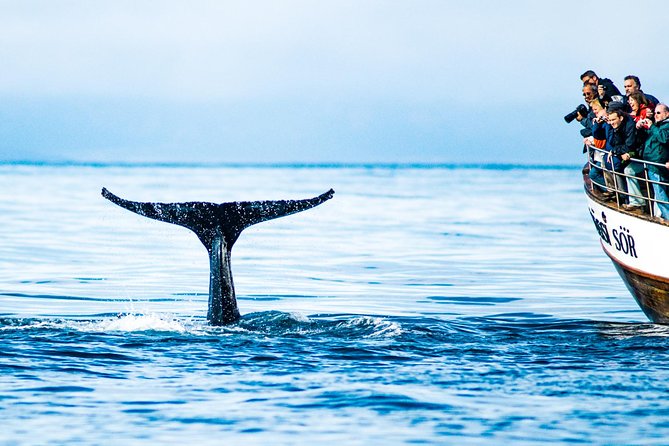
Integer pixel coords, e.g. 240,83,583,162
2,164,668,445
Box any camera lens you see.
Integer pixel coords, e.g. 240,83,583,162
564,110,579,123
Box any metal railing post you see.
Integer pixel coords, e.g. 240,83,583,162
644,163,654,217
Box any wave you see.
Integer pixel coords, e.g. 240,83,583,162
0,312,405,339
2,312,668,346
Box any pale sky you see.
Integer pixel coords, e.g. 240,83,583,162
1,0,668,164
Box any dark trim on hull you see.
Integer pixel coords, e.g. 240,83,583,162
606,251,669,323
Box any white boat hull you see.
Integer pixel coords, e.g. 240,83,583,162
585,191,669,322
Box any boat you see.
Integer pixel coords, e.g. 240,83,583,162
584,145,669,322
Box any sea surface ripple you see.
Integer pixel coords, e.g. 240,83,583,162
1,164,667,445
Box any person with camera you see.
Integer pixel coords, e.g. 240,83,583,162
582,85,598,128
565,84,596,128
629,92,653,160
581,70,623,109
588,102,618,194
580,70,622,99
619,92,655,211
629,92,653,123
642,104,669,219
571,85,606,189
584,100,610,193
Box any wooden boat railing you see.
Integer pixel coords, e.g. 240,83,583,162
586,144,669,219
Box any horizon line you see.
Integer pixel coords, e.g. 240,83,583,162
0,160,580,170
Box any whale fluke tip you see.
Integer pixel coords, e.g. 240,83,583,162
101,187,121,204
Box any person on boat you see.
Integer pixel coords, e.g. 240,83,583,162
581,70,623,106
585,100,612,193
584,99,608,145
603,105,638,199
623,75,659,107
587,102,612,193
640,103,669,218
630,92,654,158
581,70,622,96
588,102,632,195
622,92,654,211
628,92,653,123
579,84,600,138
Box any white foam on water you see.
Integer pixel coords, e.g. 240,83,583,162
288,312,312,323
600,322,669,339
343,316,403,338
86,313,188,333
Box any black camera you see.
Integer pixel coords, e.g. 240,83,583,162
564,104,588,123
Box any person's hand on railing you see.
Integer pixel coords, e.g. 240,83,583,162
622,153,631,162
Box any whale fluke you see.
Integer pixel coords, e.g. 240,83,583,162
101,187,334,325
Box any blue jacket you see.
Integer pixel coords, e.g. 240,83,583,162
608,115,638,157
591,119,612,142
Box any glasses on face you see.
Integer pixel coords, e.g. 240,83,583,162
655,111,663,115
583,92,593,97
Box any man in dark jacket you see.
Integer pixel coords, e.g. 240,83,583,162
602,106,637,199
581,70,625,104
588,104,633,193
607,107,637,161
581,70,621,97
642,103,669,218
624,75,659,106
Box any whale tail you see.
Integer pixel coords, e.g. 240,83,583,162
101,187,334,325
101,187,334,251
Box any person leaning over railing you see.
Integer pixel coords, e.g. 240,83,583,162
603,103,638,200
584,99,608,149
588,102,613,193
641,103,669,218
623,94,654,211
